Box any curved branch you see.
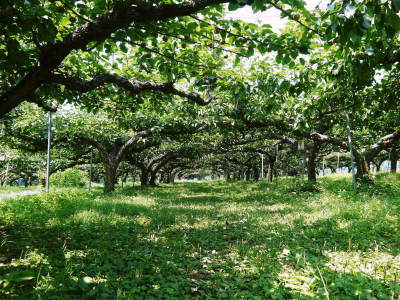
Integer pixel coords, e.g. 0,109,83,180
117,130,151,162
48,73,211,105
365,130,400,161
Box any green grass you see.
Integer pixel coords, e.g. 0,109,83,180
0,186,37,193
0,186,41,200
1,174,400,299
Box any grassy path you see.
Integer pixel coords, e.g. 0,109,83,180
0,175,399,299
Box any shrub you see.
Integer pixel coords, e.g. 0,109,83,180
51,168,88,187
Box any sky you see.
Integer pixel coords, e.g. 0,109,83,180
225,0,329,32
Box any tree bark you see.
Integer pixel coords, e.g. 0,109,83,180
354,152,373,184
306,143,319,182
267,160,274,182
140,168,149,186
104,160,118,193
168,171,175,184
390,148,398,173
245,168,251,181
253,166,259,181
149,171,157,186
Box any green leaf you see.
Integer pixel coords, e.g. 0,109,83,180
59,16,71,27
246,47,254,57
349,30,361,44
119,43,128,53
361,16,371,29
282,54,291,65
187,22,197,31
257,43,267,54
228,2,241,11
2,271,35,283
387,13,400,31
393,0,400,12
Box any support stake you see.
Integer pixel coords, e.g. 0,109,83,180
346,112,356,191
46,112,52,193
89,148,93,191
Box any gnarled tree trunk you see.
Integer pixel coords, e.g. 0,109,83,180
104,159,118,193
354,152,373,184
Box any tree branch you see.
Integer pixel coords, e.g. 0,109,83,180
48,73,211,105
117,130,151,162
365,130,400,161
266,0,318,34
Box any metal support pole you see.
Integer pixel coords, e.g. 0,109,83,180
346,112,357,190
89,148,93,191
45,112,52,192
261,154,264,178
322,158,325,176
298,141,305,181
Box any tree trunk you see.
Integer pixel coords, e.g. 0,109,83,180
355,153,373,184
160,172,165,183
267,160,274,182
253,166,259,181
149,171,157,186
307,158,317,182
390,148,398,173
245,168,251,181
306,145,318,182
140,168,149,186
168,171,175,184
104,161,118,193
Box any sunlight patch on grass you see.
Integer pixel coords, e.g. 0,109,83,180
324,250,400,283
278,264,317,297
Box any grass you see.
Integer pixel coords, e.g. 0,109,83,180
0,174,400,299
0,186,41,201
0,185,38,193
